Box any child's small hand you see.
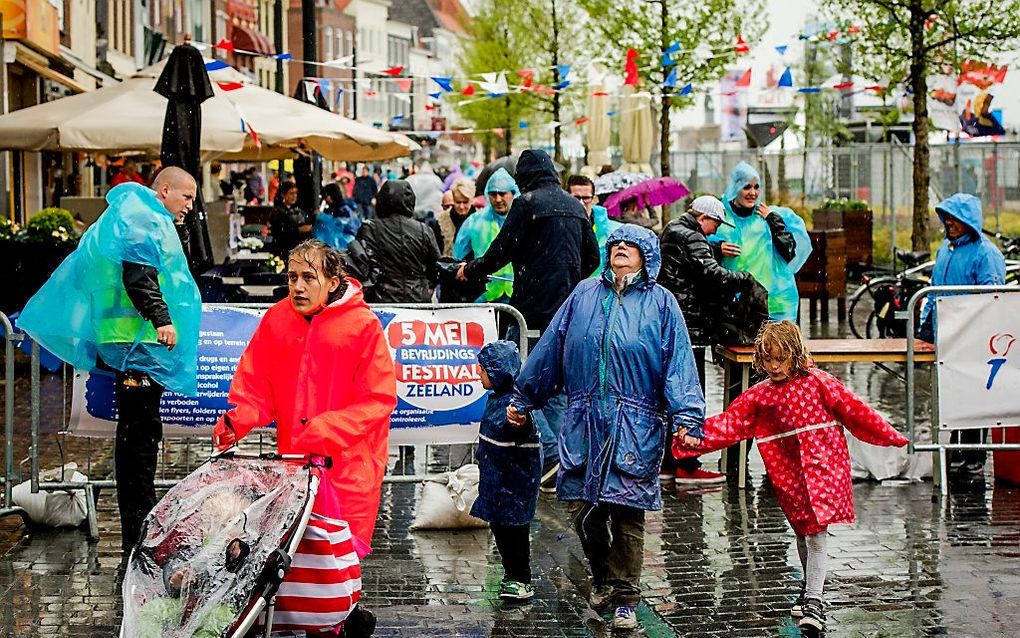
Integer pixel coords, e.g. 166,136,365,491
679,434,703,449
507,405,528,427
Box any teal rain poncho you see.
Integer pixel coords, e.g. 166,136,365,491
710,161,811,321
18,182,202,396
452,167,519,301
590,204,623,278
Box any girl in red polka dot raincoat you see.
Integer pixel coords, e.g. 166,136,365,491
673,321,908,634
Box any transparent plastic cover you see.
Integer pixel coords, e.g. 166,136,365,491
121,456,311,638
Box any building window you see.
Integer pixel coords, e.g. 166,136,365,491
324,26,334,61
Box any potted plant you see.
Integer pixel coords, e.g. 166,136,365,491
10,208,81,313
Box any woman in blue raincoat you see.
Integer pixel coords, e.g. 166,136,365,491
452,167,519,302
469,340,542,601
709,161,811,321
313,182,361,250
507,224,704,631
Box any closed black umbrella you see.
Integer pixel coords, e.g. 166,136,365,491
291,81,329,214
154,43,215,272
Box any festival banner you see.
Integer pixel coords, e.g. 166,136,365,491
69,305,500,445
937,292,1020,430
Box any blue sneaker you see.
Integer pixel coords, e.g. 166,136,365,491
611,605,638,630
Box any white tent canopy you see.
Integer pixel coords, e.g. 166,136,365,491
0,60,418,161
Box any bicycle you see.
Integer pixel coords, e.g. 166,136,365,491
848,232,1020,340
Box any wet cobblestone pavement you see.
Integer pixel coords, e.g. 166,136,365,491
2,305,1019,636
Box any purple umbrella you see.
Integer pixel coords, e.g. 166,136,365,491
604,176,691,218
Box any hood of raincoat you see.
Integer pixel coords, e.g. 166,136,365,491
936,193,983,240
514,149,560,193
376,179,415,218
723,161,762,211
484,167,521,217
604,223,661,283
477,340,521,393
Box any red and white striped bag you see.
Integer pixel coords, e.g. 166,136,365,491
268,476,363,636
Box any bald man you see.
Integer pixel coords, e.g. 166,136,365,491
20,168,202,551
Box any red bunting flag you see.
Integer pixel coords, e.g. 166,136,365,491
833,81,854,90
461,84,475,95
592,91,609,96
847,25,861,34
624,48,640,86
217,81,244,91
575,117,589,125
493,128,504,138
535,85,556,95
365,90,377,97
214,39,235,52
382,66,404,76
516,69,534,87
735,35,749,55
395,78,413,92
736,69,752,87
424,105,438,111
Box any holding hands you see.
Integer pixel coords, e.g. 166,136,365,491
674,427,702,450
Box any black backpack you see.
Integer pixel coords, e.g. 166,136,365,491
712,279,769,346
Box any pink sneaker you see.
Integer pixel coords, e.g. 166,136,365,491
674,467,726,485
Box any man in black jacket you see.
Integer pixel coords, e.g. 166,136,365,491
659,195,756,484
358,179,440,303
457,150,600,331
457,149,599,490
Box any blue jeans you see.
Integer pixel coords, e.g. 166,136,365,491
506,324,564,464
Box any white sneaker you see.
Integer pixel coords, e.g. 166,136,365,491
610,605,638,630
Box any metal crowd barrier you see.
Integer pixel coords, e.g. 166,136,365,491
905,285,1020,496
13,301,528,541
0,312,28,527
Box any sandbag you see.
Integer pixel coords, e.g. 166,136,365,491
12,463,89,527
410,464,488,530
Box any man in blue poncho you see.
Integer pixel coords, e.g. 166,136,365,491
19,167,202,551
709,161,811,322
452,167,519,302
918,193,1005,481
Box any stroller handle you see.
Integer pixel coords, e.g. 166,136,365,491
214,447,333,468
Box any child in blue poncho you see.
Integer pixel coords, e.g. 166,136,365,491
469,340,542,602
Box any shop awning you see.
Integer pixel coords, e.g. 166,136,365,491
229,24,274,55
16,52,89,93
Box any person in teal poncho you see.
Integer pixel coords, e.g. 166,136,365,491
567,175,622,277
452,167,519,302
18,168,202,551
709,161,811,321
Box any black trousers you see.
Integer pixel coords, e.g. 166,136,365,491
114,370,164,551
950,428,987,466
491,523,532,583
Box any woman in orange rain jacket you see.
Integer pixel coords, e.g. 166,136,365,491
213,239,397,549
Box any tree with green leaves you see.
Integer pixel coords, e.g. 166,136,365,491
455,0,586,162
578,0,765,194
455,0,541,157
823,0,1020,250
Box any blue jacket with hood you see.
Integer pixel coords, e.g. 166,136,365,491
919,193,1006,336
511,224,705,511
469,340,542,526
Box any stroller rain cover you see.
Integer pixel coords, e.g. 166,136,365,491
122,456,313,638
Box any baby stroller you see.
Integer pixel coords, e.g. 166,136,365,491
120,451,362,638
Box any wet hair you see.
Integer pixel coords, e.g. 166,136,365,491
288,239,349,303
751,321,813,377
566,175,594,190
